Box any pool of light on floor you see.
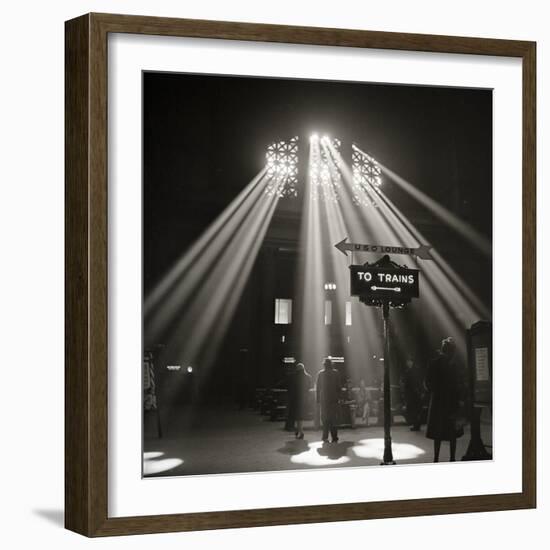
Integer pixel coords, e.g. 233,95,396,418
289,438,425,467
143,451,184,475
144,451,164,460
290,441,351,466
352,438,426,460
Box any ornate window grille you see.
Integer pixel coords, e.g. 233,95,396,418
310,138,342,202
265,136,299,197
351,146,382,206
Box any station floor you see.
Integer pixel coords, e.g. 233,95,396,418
143,407,492,478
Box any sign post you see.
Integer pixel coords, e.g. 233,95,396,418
381,301,394,464
344,251,421,465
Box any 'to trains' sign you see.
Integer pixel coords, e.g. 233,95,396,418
350,264,419,302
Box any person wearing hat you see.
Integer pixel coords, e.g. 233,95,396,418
316,357,342,443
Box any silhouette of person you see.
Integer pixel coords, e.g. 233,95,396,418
288,362,312,439
425,337,464,462
316,358,342,443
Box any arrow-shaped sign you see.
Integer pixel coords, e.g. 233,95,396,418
335,237,433,260
371,286,401,292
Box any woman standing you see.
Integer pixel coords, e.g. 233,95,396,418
288,363,312,439
425,337,464,462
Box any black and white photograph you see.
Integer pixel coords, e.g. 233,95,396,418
142,71,493,477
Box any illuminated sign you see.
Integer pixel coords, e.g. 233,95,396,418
350,265,419,302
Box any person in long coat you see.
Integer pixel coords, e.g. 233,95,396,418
316,358,342,443
288,363,312,439
425,337,464,462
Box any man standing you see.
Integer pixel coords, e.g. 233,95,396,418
316,358,342,443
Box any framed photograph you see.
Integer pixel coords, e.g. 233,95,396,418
65,13,536,537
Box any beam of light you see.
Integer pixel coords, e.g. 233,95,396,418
298,140,354,373
144,167,268,322
193,192,280,373
332,141,486,320
352,438,426,460
319,139,389,372
327,141,397,250
144,171,282,418
356,172,488,333
371,181,490,320
145,170,272,346
165,177,281,367
326,142,488,363
347,170,474,359
295,142,329,370
323,200,383,377
353,145,491,258
318,153,383,375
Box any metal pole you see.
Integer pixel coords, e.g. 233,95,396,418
381,302,395,465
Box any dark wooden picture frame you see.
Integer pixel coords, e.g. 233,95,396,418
65,12,536,537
